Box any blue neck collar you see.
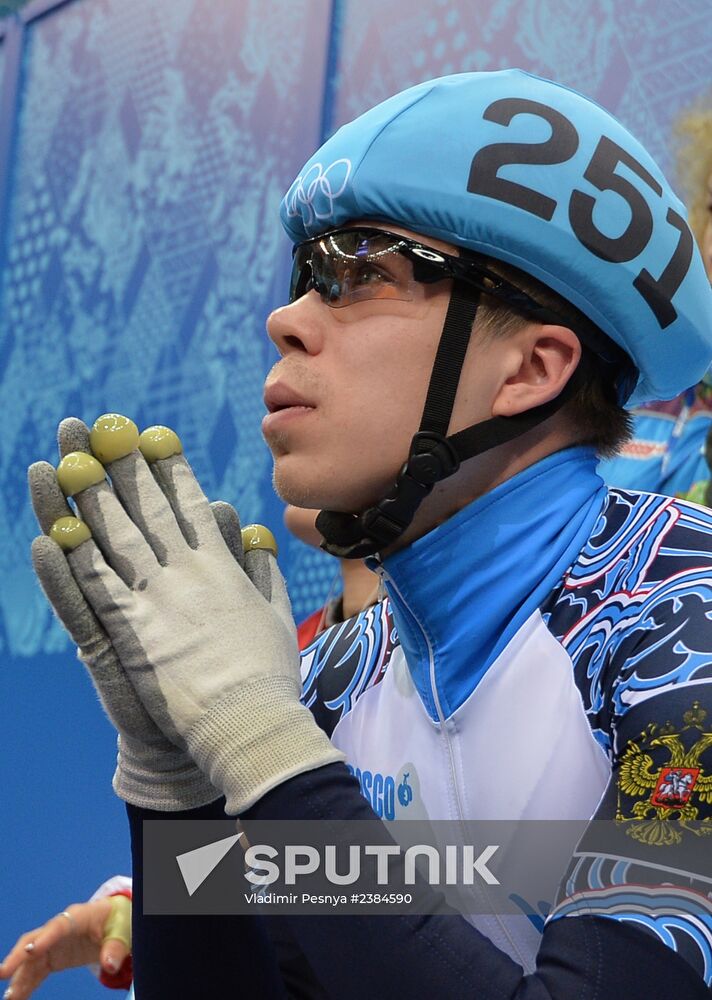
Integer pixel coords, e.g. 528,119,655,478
378,447,607,721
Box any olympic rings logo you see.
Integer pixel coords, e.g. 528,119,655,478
285,158,352,229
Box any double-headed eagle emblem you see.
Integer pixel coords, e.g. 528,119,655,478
617,701,712,846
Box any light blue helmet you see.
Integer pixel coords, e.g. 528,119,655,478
281,69,712,406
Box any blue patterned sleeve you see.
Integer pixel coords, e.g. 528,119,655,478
548,684,712,987
544,493,712,986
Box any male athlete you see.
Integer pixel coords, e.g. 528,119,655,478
27,71,712,998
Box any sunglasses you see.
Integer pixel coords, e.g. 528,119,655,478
290,226,554,313
289,226,635,378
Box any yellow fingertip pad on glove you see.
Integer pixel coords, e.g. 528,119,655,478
90,413,139,463
139,426,183,462
102,894,132,950
242,524,278,557
56,452,106,496
49,516,92,550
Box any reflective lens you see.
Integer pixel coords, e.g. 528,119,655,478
290,230,424,308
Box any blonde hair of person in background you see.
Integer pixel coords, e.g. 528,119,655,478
675,95,712,277
673,96,712,507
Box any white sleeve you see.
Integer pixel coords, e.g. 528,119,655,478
89,875,133,901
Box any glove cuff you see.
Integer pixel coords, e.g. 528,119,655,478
185,676,344,815
113,735,221,811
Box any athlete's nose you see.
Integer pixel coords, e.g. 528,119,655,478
267,292,326,358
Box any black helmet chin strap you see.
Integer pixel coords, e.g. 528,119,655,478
316,281,580,559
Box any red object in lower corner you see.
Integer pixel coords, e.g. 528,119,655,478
99,954,133,991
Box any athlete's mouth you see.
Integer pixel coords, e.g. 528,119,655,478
263,382,316,414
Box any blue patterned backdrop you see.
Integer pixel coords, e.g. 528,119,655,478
0,0,335,658
1,1,710,995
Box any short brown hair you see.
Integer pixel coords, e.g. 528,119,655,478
473,259,633,459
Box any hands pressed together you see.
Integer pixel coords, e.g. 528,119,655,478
7,412,343,996
27,412,342,815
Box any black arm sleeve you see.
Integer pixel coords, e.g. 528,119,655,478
245,763,711,1000
127,798,288,1000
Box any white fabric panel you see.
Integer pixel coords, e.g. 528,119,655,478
331,610,612,971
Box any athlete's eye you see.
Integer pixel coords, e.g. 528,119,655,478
349,263,392,287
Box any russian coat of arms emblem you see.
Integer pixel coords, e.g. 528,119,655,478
616,701,712,846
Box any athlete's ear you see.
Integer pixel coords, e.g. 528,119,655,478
492,324,581,417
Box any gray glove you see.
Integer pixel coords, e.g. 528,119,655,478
33,413,342,816
29,416,243,811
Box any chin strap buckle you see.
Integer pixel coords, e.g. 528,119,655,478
316,433,461,559
406,431,460,485
361,432,460,547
